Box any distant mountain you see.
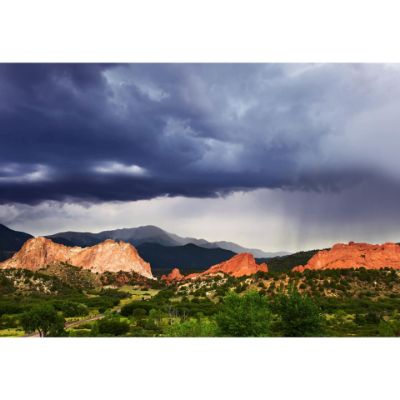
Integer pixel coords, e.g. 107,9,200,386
47,225,285,258
0,224,33,261
136,242,236,276
47,225,180,247
44,231,101,247
201,241,288,258
256,249,320,272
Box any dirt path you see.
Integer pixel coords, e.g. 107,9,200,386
24,293,133,337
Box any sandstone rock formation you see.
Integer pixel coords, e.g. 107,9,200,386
161,267,184,284
0,237,154,279
293,241,400,272
184,253,268,280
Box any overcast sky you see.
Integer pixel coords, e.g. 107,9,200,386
1,63,400,252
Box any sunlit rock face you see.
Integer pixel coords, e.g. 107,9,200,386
293,242,400,272
184,253,268,280
0,237,154,279
161,267,184,284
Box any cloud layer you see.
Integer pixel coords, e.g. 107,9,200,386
2,64,400,250
2,63,400,205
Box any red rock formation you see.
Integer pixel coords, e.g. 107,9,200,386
293,241,400,272
184,253,268,280
161,267,184,284
0,237,154,279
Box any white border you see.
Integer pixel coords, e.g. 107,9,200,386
0,338,398,400
0,0,399,62
1,1,399,399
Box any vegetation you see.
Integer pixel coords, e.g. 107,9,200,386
20,305,65,337
1,266,400,337
271,286,324,336
216,291,271,336
166,318,218,337
95,317,130,336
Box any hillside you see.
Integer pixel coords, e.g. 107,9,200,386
136,242,236,276
0,224,33,261
257,249,319,272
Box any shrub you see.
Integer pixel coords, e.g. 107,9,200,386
271,286,324,337
216,291,271,337
120,301,152,317
132,308,147,319
378,320,400,337
96,317,130,336
166,318,218,337
53,301,89,317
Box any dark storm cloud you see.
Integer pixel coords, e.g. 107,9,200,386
1,63,400,204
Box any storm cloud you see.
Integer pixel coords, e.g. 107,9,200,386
2,63,399,204
2,63,400,250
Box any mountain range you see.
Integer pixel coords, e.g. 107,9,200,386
0,223,289,275
45,225,287,258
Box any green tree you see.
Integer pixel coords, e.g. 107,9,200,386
20,305,65,337
271,286,324,337
216,291,271,337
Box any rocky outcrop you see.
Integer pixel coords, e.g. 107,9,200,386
161,267,184,284
0,237,154,279
293,241,400,272
184,253,268,280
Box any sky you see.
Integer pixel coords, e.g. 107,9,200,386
1,63,400,252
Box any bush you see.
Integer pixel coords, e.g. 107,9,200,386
120,301,153,317
69,329,93,337
365,311,381,324
84,296,120,313
99,289,130,299
271,286,324,337
95,317,130,336
216,291,271,337
378,320,400,337
132,308,147,319
166,318,218,337
0,301,24,316
53,301,89,317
